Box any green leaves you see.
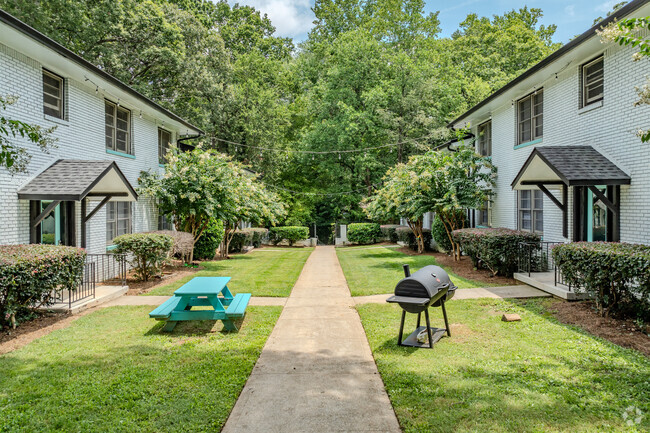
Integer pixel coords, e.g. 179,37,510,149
113,233,174,282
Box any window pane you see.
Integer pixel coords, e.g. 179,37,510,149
118,203,130,219
520,211,531,230
520,191,531,209
43,73,60,88
106,202,115,220
533,190,544,209
535,115,543,138
534,210,544,232
117,219,129,236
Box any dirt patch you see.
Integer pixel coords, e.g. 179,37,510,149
126,265,199,295
549,299,649,357
397,247,518,286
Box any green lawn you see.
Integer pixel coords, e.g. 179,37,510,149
148,248,314,297
357,299,650,433
337,246,494,296
0,305,281,433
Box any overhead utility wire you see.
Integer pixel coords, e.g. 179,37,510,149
210,133,437,155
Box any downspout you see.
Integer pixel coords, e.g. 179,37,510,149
176,132,203,151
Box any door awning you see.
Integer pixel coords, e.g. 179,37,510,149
17,159,138,201
511,146,631,190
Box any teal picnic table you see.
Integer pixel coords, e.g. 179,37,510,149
149,276,251,332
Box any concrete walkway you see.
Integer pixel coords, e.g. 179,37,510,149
221,246,401,433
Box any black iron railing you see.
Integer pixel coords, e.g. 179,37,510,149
52,261,96,308
85,253,127,286
518,241,573,291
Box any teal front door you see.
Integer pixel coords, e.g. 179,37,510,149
30,200,75,246
587,186,608,242
39,201,61,245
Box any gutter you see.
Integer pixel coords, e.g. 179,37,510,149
0,8,204,135
446,0,649,128
433,133,475,152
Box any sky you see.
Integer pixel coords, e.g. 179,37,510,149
224,0,625,43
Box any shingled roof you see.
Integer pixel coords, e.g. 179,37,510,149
17,160,138,201
511,146,631,188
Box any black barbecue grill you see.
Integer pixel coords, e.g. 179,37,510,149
387,264,457,348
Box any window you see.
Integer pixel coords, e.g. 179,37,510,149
517,90,543,145
106,202,132,244
158,128,172,164
477,121,492,157
477,198,491,227
158,211,173,231
42,70,64,118
582,56,604,107
105,101,131,154
518,190,543,233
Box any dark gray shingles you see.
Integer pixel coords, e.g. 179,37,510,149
536,146,630,183
17,160,114,200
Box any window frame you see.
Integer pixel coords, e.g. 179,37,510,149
42,69,64,119
477,120,492,157
158,128,172,164
158,210,174,231
477,197,492,227
516,90,543,145
106,201,133,245
518,190,543,234
105,100,132,154
582,56,604,107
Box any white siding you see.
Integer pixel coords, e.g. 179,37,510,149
474,40,650,244
0,42,181,252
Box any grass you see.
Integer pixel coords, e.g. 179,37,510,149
0,305,281,432
148,247,314,297
336,246,494,296
357,299,650,433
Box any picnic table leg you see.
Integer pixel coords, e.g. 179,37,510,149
221,318,237,332
162,321,178,332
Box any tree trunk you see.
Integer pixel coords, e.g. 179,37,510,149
407,218,424,254
439,212,460,261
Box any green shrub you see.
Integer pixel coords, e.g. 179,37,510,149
148,230,194,262
347,223,382,245
269,226,309,246
0,245,86,328
193,219,224,260
432,211,467,253
114,233,173,281
395,226,433,251
452,228,540,277
380,224,400,243
249,228,269,248
552,242,650,319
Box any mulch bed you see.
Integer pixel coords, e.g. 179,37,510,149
126,264,200,295
548,299,649,357
0,311,70,348
397,247,518,286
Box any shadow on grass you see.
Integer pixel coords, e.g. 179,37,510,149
145,317,246,336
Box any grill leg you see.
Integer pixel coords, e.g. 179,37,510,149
441,299,451,337
424,309,433,349
416,312,421,328
397,310,406,346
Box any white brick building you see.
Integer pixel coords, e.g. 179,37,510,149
449,0,650,246
0,10,202,254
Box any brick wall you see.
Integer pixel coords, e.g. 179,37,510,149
473,38,650,245
0,42,181,253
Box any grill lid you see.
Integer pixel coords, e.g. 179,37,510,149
394,265,454,299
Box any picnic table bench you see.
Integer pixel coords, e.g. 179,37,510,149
149,276,251,332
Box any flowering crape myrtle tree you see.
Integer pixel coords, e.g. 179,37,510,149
366,145,495,257
139,145,284,261
220,172,285,258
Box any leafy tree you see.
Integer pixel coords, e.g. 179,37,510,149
593,1,629,25
0,96,57,173
600,16,650,142
366,146,495,256
138,146,284,261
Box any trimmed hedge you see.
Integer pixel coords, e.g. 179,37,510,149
193,219,224,260
396,226,433,251
453,228,540,277
0,245,86,328
269,226,309,246
114,233,173,281
227,228,269,253
347,223,382,245
380,224,400,243
552,242,650,318
148,230,194,262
